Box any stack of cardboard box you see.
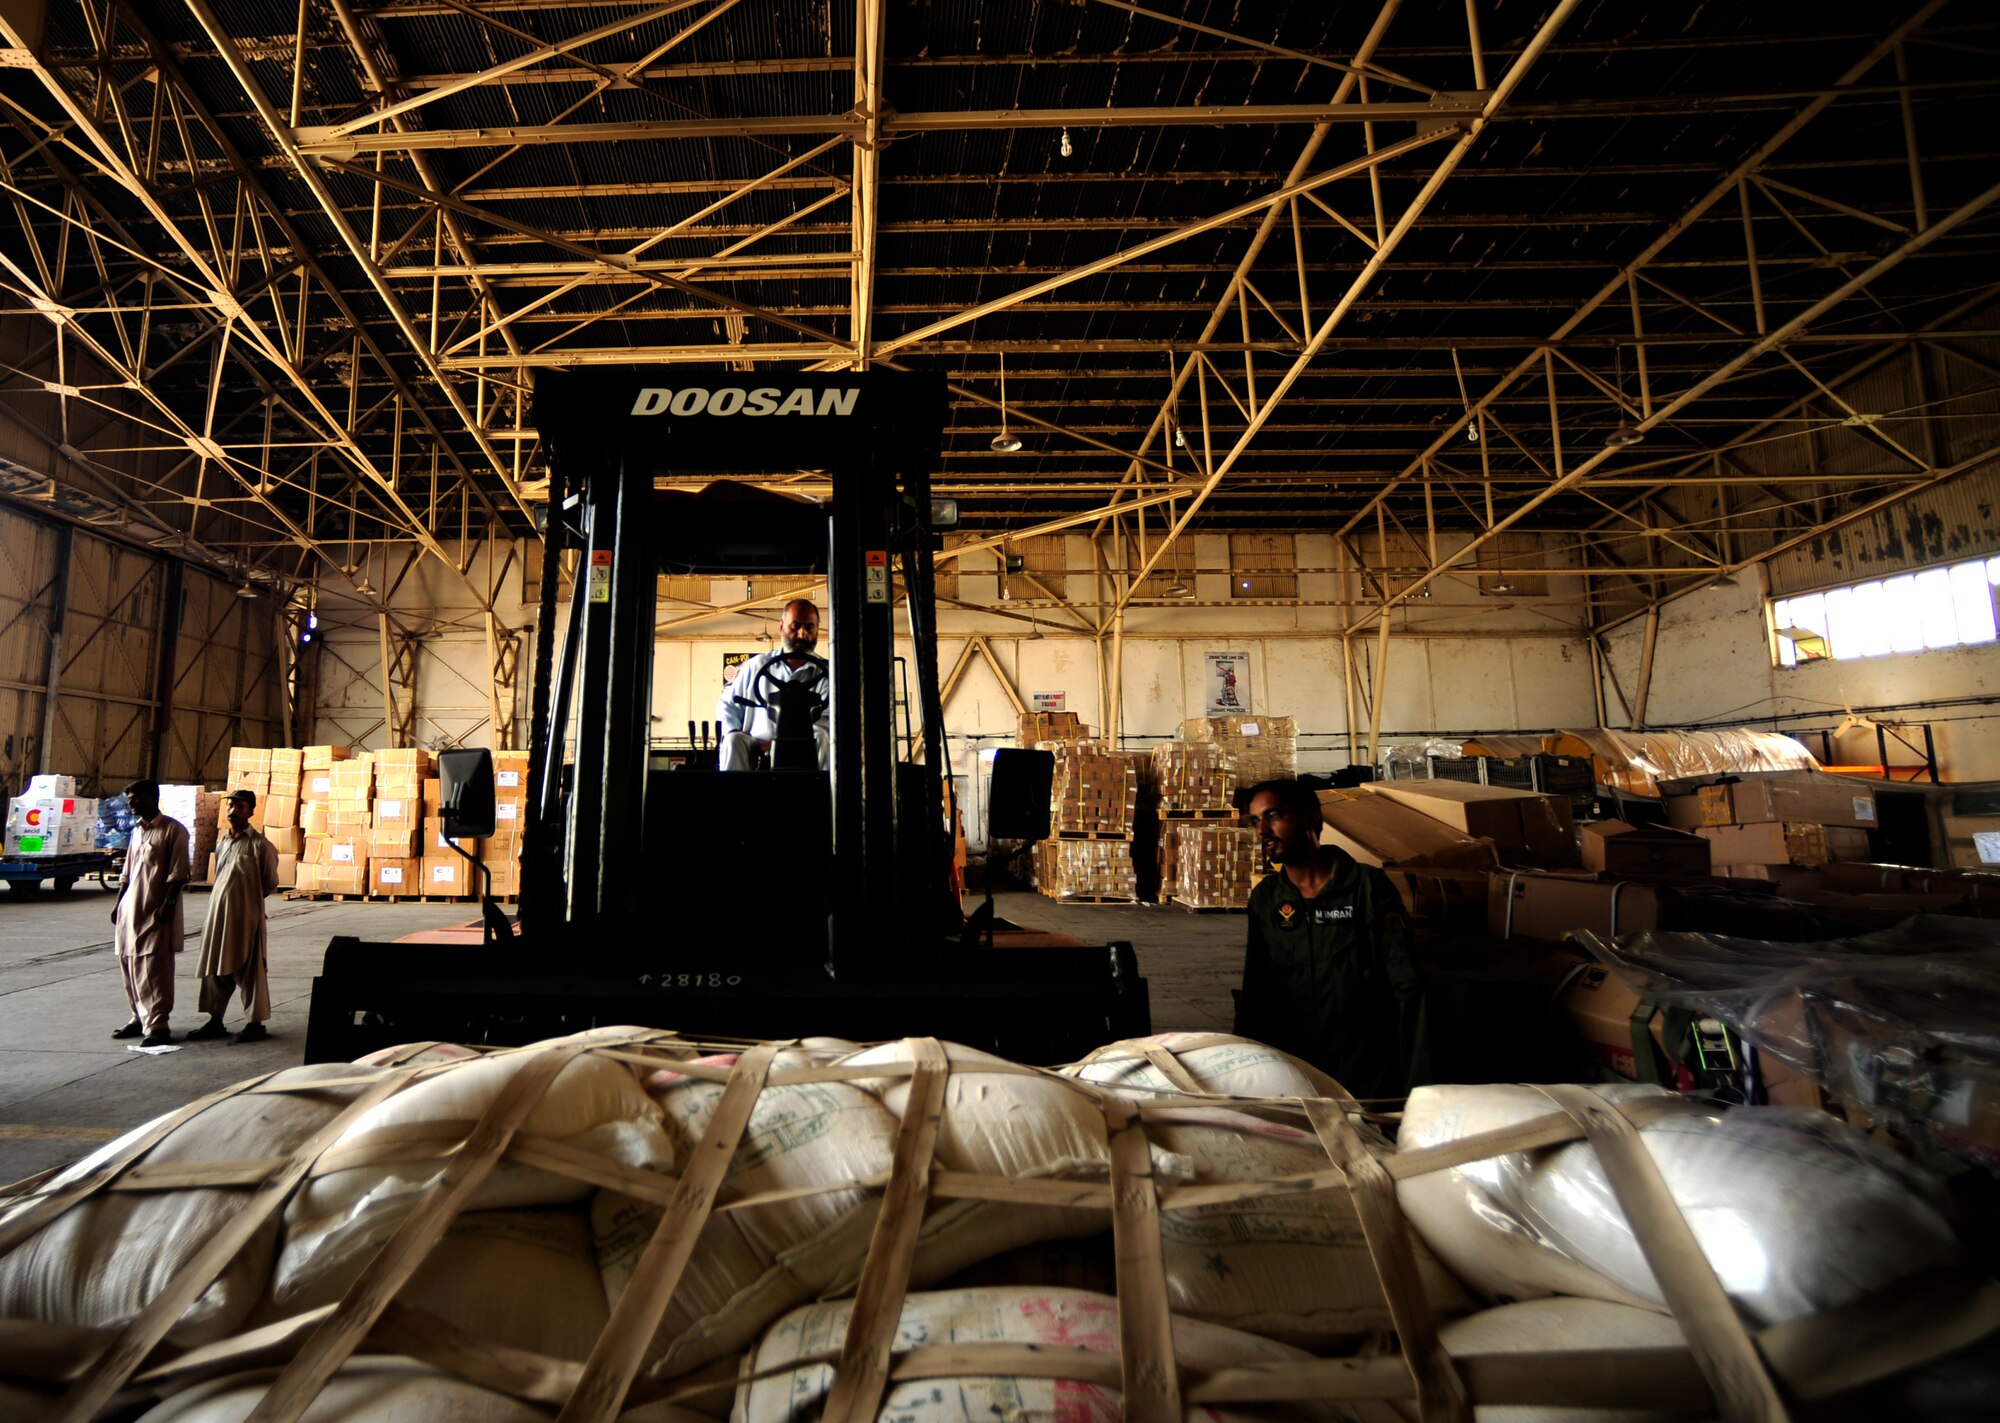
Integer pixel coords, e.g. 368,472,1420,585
485,750,529,896
368,749,431,896
1160,822,1257,909
4,775,99,857
1661,773,1878,878
1033,837,1137,901
1045,740,1139,836
1182,715,1296,787
159,784,219,873
1149,741,1237,814
1018,711,1087,747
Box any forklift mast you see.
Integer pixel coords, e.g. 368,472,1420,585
524,368,953,967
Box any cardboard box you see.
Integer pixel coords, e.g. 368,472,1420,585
422,855,471,896
1824,826,1872,862
1942,814,2000,869
1579,821,1710,879
1491,871,1663,943
299,801,331,835
253,794,299,831
372,796,417,825
423,816,479,856
274,852,298,890
1371,780,1577,865
313,836,363,869
1543,954,1694,1089
1697,821,1829,868
303,772,336,801
227,746,272,773
319,860,368,895
24,773,77,797
1385,866,1492,931
375,748,432,771
367,825,420,858
481,830,521,862
5,796,101,856
265,826,303,857
302,745,352,770
493,753,531,803
232,773,271,799
1656,772,1878,830
326,810,372,837
370,855,420,894
486,859,521,896
491,799,524,830
270,748,304,773
375,773,424,801
423,778,443,813
1318,789,1498,871
293,860,318,893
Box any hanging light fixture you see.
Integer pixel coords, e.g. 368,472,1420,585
990,353,1024,452
1059,127,1073,159
1025,617,1043,641
1606,346,1644,447
235,581,259,600
1493,577,1515,595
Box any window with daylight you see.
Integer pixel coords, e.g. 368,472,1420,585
1772,557,2000,667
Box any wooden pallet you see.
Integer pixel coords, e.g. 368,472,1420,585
1160,808,1239,820
283,890,518,904
1053,829,1135,841
1169,895,1247,914
1043,891,1140,905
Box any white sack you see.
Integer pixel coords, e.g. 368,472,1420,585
0,1064,382,1347
594,1049,893,1377
133,1356,550,1423
1146,1106,1470,1345
736,1287,1346,1423
1419,1298,1709,1423
254,1207,608,1360
1068,1033,1348,1100
275,1046,671,1310
827,1041,1115,1288
1396,1084,1959,1325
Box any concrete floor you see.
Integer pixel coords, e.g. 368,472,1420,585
0,886,1242,1187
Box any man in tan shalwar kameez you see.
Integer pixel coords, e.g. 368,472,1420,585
110,779,190,1048
190,788,280,1044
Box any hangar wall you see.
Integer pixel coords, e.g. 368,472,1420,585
0,502,285,794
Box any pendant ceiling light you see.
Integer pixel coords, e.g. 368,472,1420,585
991,353,1023,453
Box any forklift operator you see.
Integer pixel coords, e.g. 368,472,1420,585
716,598,831,771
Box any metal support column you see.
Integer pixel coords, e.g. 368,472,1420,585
38,523,72,775
148,558,185,779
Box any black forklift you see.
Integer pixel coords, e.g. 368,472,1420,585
303,369,1149,1063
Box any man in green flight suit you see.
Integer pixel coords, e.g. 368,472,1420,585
1236,778,1430,1102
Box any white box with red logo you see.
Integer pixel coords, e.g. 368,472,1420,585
4,796,100,856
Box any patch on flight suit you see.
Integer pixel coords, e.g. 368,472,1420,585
1311,906,1355,924
1277,903,1297,927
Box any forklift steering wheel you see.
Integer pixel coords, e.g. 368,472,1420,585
747,655,828,707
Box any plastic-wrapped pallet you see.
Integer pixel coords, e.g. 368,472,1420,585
1184,714,1297,786
1151,740,1237,812
157,785,219,871
1034,837,1137,901
1395,1082,1961,1325
1163,822,1256,909
1042,739,1139,835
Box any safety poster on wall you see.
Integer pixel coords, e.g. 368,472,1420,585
1204,651,1251,715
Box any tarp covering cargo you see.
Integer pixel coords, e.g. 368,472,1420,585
1575,916,2000,1170
1549,728,1821,798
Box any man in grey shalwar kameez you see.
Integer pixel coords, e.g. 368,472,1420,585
189,788,279,1044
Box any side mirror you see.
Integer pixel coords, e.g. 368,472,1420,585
439,748,498,838
986,748,1054,843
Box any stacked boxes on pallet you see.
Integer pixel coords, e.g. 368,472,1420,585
1182,714,1297,787
1017,710,1087,747
3,775,99,857
160,784,219,876
1160,822,1258,909
1033,838,1138,901
1047,740,1139,836
1149,741,1238,814
1660,772,1878,879
1033,739,1139,903
369,748,431,897
485,750,530,897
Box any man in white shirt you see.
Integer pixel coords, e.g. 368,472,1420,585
716,598,830,770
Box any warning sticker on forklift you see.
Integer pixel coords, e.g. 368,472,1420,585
589,549,612,603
